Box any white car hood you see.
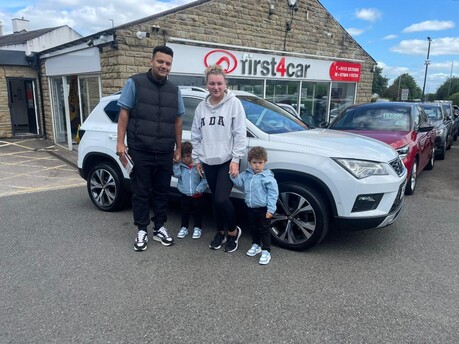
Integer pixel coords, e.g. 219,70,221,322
269,128,398,161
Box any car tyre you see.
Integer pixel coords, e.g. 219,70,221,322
270,183,330,251
405,159,417,195
87,162,127,211
436,141,446,160
425,146,435,170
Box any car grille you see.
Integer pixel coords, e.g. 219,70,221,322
390,180,406,213
389,157,404,177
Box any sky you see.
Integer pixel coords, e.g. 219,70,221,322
1,0,458,94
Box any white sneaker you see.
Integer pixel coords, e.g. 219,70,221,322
259,250,271,265
246,243,262,257
153,226,174,246
177,227,188,238
134,230,148,251
192,227,202,239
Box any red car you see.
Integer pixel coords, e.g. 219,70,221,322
329,102,436,195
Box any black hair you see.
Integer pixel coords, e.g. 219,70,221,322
152,45,174,58
181,141,193,156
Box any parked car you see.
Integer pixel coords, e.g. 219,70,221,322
78,89,406,251
276,103,300,118
435,101,458,141
418,103,453,160
328,102,435,195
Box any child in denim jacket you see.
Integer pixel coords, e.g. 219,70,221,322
173,142,208,239
230,146,279,265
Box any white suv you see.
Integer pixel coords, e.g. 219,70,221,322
78,89,407,250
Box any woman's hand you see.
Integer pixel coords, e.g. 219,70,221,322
196,162,204,178
229,161,239,177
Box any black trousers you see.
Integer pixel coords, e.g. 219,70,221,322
202,160,236,232
247,207,271,252
129,148,173,231
180,194,204,229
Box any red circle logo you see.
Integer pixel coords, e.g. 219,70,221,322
204,49,238,74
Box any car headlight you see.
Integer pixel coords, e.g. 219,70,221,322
333,158,389,179
436,128,445,136
396,144,409,159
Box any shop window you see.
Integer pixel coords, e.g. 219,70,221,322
79,76,101,121
299,82,329,127
228,79,264,97
330,82,356,120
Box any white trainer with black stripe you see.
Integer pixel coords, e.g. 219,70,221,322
153,226,175,246
134,230,148,251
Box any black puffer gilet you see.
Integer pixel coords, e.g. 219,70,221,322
127,70,178,153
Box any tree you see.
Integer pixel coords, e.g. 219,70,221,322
383,73,422,101
372,66,389,96
436,77,459,100
447,92,459,106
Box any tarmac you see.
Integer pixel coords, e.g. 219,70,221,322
0,138,84,197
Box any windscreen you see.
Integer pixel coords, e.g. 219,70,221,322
330,106,411,131
238,96,308,134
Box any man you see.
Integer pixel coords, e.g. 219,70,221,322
117,45,184,251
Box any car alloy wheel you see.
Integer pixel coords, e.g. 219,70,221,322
87,162,126,211
270,183,330,250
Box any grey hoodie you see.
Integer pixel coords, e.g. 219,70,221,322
191,90,247,165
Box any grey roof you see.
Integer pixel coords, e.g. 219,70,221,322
0,50,28,66
0,26,64,46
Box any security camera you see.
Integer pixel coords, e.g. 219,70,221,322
325,31,333,38
136,31,150,39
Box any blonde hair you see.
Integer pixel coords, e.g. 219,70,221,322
204,64,227,83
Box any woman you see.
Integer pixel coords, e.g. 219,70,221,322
191,64,247,252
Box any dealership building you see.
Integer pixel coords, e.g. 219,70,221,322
0,0,376,151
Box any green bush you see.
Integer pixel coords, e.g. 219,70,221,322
447,92,459,106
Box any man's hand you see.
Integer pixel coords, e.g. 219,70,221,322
266,212,273,219
173,148,181,163
116,142,127,166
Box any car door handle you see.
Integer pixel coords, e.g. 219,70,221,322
108,134,117,140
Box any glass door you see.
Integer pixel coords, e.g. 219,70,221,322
50,76,72,150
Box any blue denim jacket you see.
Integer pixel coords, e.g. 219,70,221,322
173,163,208,196
231,168,279,214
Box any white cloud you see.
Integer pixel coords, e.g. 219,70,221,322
346,27,365,36
0,0,195,36
402,20,455,33
383,34,397,40
354,8,382,22
391,37,459,56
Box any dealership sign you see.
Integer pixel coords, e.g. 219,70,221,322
169,43,361,82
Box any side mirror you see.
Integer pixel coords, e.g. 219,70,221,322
418,125,434,133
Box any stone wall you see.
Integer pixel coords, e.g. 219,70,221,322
0,66,41,138
100,0,375,102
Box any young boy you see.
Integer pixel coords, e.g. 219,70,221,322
173,142,208,239
230,146,279,265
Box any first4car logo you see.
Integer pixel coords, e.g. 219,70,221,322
204,49,311,78
204,50,238,74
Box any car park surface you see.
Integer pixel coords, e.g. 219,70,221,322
78,89,407,251
328,102,435,195
2,139,459,344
